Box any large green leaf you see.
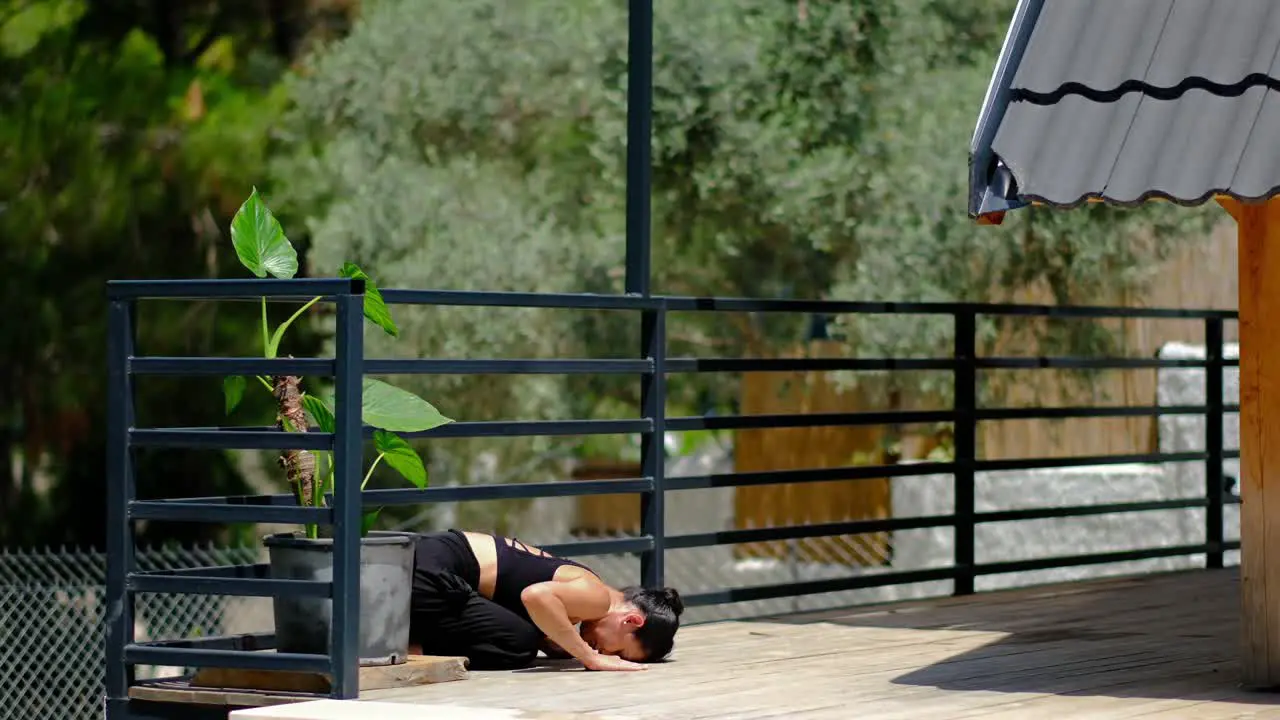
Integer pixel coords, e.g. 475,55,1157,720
302,393,335,433
373,430,427,488
361,378,452,432
361,507,383,536
230,187,298,279
223,376,246,415
338,262,398,337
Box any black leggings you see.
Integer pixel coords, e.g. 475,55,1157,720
409,530,542,670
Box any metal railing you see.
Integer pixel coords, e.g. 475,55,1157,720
103,277,1240,716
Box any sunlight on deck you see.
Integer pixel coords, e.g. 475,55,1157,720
345,568,1280,719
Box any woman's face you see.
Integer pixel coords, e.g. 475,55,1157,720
580,609,646,662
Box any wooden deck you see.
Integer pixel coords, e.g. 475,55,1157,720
356,567,1280,719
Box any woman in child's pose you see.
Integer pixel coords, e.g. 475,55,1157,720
408,529,683,672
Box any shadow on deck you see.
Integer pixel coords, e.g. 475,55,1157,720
769,566,1280,715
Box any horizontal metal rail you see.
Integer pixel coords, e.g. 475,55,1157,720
123,645,331,673
398,418,652,439
109,280,1238,321
130,357,336,376
665,461,957,491
129,501,331,525
666,409,954,432
684,566,959,606
380,288,664,311
133,632,276,652
540,536,655,557
978,451,1214,472
978,405,1237,420
128,574,331,598
107,277,363,300
664,515,957,549
974,544,1216,576
977,357,1232,370
661,297,1238,319
133,563,271,579
363,358,654,375
129,429,334,450
362,477,655,505
974,498,1208,523
664,357,957,373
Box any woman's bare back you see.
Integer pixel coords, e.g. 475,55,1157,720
460,531,592,600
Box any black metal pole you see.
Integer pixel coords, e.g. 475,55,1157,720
953,307,977,595
104,299,137,719
627,0,659,588
331,281,365,698
625,0,653,297
1205,317,1225,569
640,306,667,588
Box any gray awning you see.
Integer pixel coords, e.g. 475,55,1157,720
970,0,1280,219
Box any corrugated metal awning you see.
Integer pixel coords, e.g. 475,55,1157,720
970,0,1280,220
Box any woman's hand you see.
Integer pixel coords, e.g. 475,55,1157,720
584,653,647,672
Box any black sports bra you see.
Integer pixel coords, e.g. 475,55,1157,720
491,535,592,622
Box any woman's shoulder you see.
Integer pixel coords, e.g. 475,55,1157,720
552,562,605,586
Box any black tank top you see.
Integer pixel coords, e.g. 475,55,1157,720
491,535,592,622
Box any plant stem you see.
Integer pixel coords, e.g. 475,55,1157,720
268,295,322,359
361,453,385,491
313,451,329,508
255,375,273,392
261,297,270,358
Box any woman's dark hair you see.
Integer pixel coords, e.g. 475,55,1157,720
623,586,684,662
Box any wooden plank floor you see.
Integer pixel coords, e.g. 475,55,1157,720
363,568,1280,719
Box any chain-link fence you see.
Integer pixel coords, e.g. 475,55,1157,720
0,545,265,720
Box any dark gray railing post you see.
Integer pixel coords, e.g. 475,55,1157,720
953,307,977,595
1205,317,1225,569
105,298,136,716
331,281,365,698
624,0,653,297
640,304,667,588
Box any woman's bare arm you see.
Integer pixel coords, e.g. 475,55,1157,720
520,578,644,671
539,637,573,659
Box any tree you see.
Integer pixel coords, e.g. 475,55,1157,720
272,0,1222,511
0,0,354,547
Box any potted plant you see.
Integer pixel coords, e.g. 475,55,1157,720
222,188,452,666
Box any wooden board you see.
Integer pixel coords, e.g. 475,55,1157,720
129,680,312,709
1226,195,1280,689
130,655,468,708
358,568,1280,719
192,655,468,694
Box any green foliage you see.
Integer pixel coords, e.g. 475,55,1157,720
267,0,1227,507
222,188,453,538
231,188,299,279
0,0,335,547
374,430,427,489
358,378,452,434
339,262,398,338
0,0,1232,546
303,393,335,433
223,376,247,414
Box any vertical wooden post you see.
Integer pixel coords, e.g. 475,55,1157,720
1228,196,1280,688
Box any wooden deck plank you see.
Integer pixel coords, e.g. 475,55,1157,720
359,568,1280,719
